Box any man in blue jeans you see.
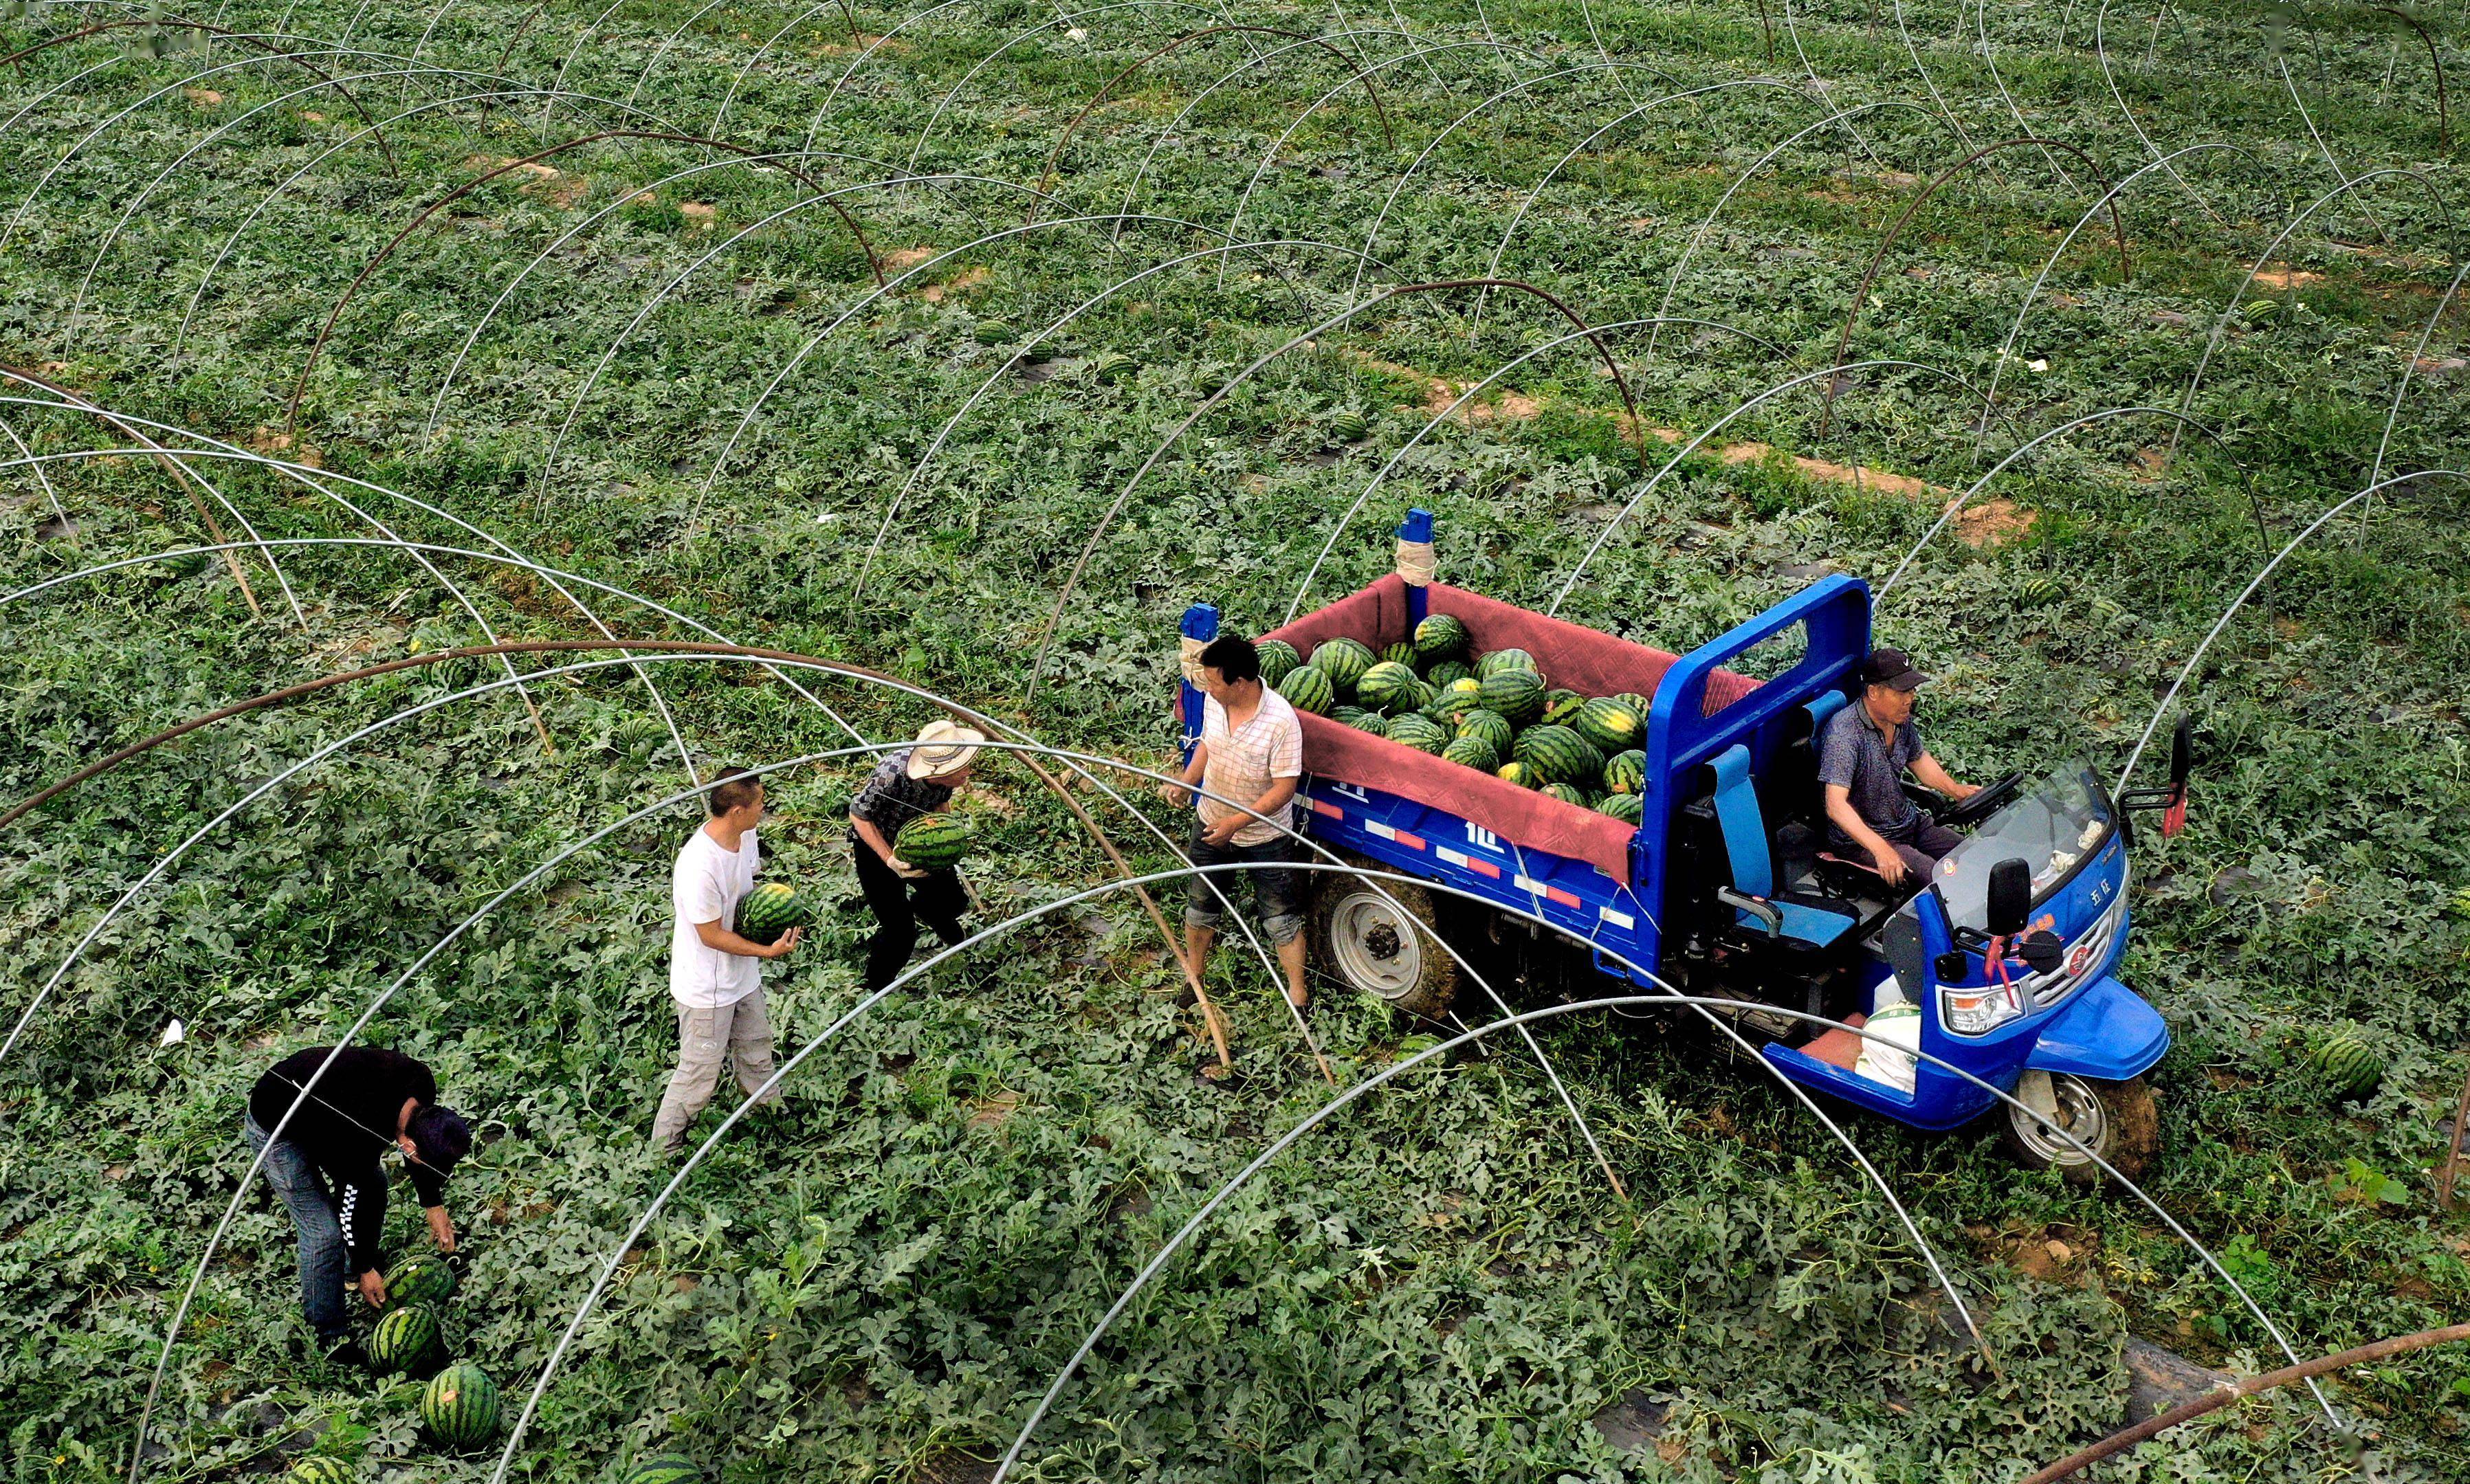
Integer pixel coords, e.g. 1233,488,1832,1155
244,1046,470,1366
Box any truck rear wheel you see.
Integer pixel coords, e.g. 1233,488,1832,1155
2001,1073,2157,1186
1310,856,1461,1023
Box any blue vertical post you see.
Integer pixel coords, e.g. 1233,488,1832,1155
1178,602,1219,766
1397,507,1433,632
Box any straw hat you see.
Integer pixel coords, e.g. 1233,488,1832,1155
905,719,985,779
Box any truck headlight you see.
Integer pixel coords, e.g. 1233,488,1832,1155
1942,981,2025,1036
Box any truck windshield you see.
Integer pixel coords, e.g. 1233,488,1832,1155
1932,762,2115,931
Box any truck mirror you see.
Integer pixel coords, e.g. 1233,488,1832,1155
2169,716,2193,790
1987,857,2031,936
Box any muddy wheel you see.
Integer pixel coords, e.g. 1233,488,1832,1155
2002,1073,2158,1186
1309,855,1461,1022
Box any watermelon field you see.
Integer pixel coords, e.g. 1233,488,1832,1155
7,0,2470,1476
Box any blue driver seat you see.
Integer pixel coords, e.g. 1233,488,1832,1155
1708,744,1861,950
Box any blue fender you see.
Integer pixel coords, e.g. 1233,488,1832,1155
2024,975,2170,1083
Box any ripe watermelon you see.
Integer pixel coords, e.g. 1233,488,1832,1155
1385,714,1448,754
368,1305,442,1375
1574,697,1644,753
1539,689,1585,729
1332,705,1371,726
1278,665,1336,715
385,1255,456,1309
624,1456,704,1484
1330,408,1371,443
737,881,808,945
288,1457,353,1484
1476,668,1546,723
1255,639,1301,688
1425,689,1482,727
1405,678,1437,713
1539,782,1589,807
1475,647,1538,679
1423,659,1473,688
1413,612,1470,662
1355,661,1418,714
2313,1032,2383,1100
1610,691,1649,716
1596,792,1644,824
1442,735,1499,772
1602,749,1646,795
1380,641,1416,667
158,549,212,581
1495,761,1536,788
1516,725,1603,786
1090,351,1138,384
1347,711,1389,737
1457,709,1514,757
1310,638,1376,693
894,813,972,869
421,1363,500,1448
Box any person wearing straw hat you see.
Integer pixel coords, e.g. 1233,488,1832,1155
848,720,985,992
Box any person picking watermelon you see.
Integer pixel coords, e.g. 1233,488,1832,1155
651,766,802,1156
848,720,984,992
1165,634,1311,1018
241,1046,470,1369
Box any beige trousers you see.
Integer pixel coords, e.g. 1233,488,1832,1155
650,990,778,1153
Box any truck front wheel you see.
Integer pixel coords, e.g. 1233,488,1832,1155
1310,856,1461,1023
2001,1072,2158,1186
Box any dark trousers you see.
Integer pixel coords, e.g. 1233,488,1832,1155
854,840,966,991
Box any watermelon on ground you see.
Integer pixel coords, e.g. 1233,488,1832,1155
1255,639,1301,687
1355,661,1418,714
288,1458,353,1484
1574,696,1644,753
894,814,972,869
2313,1032,2383,1100
1413,613,1470,662
1310,638,1376,693
1442,735,1499,772
157,549,212,580
1279,665,1336,715
368,1305,442,1375
624,1456,705,1484
384,1255,456,1309
1331,408,1371,443
1474,647,1538,679
421,1363,500,1448
1476,668,1546,724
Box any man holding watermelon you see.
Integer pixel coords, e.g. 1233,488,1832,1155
847,720,984,992
652,766,802,1155
242,1046,471,1367
1165,635,1311,1016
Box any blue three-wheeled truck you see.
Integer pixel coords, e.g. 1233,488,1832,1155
1180,512,2192,1180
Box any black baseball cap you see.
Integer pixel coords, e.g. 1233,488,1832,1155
1860,647,1930,691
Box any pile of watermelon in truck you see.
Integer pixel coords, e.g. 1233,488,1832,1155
1178,511,2194,1180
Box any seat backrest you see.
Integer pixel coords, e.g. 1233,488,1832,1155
1771,689,1850,826
1708,744,1773,898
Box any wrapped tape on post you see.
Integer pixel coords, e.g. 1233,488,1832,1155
1395,538,1437,587
1178,634,1209,687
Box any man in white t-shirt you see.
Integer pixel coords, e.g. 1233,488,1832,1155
650,766,801,1155
1165,635,1309,1018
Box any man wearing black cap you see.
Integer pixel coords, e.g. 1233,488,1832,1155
1818,647,1980,887
244,1046,469,1366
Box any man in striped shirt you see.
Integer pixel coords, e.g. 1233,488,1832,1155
1165,636,1310,1013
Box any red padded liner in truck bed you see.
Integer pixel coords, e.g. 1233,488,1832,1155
1259,577,1761,879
